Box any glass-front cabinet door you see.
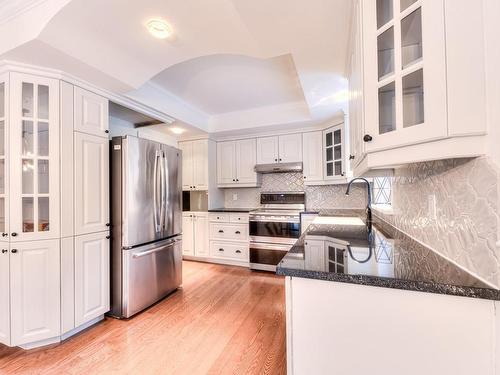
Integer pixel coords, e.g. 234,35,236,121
0,75,8,239
9,73,60,241
323,125,345,180
363,0,447,152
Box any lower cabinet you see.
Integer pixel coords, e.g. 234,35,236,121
9,240,61,347
0,242,10,346
182,212,209,257
74,232,110,327
209,213,249,264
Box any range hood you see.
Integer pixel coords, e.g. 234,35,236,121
254,162,303,174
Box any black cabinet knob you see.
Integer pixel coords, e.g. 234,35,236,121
106,235,111,239
216,217,220,219
11,249,18,254
363,134,373,142
2,232,7,237
279,158,282,162
236,250,241,254
105,130,109,134
11,232,17,237
218,230,224,233
236,179,239,182
106,223,111,227
235,231,241,234
219,248,224,252
1,249,7,254
274,158,278,162
303,176,306,179
349,155,355,160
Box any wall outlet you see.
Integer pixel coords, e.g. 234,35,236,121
232,193,238,201
428,194,437,220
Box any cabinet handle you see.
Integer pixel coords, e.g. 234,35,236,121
11,232,17,237
279,158,282,162
106,223,111,227
341,172,345,176
105,130,109,134
235,231,241,234
303,176,306,179
236,250,242,254
106,235,111,239
1,249,7,254
1,232,7,237
219,248,224,252
218,230,224,233
236,179,239,182
349,155,355,160
232,179,235,182
11,249,18,254
217,216,220,219
363,134,373,142
275,158,278,162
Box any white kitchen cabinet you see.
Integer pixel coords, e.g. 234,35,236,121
323,125,346,181
9,73,60,242
217,139,259,187
0,243,10,346
74,232,110,327
300,213,318,234
10,239,60,347
0,77,9,238
74,87,109,138
182,212,209,257
256,134,302,164
256,136,279,164
74,132,110,235
348,0,488,175
302,132,323,184
179,139,210,190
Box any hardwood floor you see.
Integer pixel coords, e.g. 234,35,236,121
0,261,286,375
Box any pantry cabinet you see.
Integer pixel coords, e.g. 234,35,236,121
178,139,211,190
74,132,110,235
9,239,60,346
256,134,302,164
74,87,109,138
182,212,209,257
217,139,259,187
74,232,110,327
348,0,488,175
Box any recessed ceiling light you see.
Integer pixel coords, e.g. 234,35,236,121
146,19,172,39
170,127,185,135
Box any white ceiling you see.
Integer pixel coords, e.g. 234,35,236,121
0,0,352,134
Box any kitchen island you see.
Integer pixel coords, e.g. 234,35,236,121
277,212,500,375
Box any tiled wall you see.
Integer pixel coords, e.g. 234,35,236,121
375,157,500,288
223,172,368,210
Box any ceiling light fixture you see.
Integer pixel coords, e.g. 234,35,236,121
146,19,172,39
170,127,185,135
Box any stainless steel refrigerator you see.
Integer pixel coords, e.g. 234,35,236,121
110,135,182,318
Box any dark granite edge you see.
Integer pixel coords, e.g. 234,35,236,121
208,208,257,213
276,267,500,301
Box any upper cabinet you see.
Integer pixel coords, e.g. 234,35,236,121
9,73,60,242
348,0,488,175
74,87,109,138
302,132,323,183
217,139,259,187
256,134,302,164
0,76,9,238
323,125,347,181
178,139,210,191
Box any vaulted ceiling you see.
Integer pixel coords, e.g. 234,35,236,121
0,0,352,135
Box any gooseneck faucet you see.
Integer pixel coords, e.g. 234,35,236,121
345,177,372,223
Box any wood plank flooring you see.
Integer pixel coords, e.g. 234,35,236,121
0,261,286,375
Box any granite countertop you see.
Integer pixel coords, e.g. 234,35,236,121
277,211,500,301
208,208,257,213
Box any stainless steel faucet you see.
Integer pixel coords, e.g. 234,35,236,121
345,178,372,223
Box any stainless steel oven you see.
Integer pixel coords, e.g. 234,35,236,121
249,192,305,271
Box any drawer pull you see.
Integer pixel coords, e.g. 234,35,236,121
218,230,224,233
1,249,7,254
235,250,242,254
235,231,241,234
11,249,18,254
217,217,220,219
219,248,224,252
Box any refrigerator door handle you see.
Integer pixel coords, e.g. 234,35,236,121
153,149,161,232
160,150,166,230
132,242,175,258
163,151,169,230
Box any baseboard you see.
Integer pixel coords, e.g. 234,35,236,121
61,315,105,341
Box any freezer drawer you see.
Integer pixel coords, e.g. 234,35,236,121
122,236,182,318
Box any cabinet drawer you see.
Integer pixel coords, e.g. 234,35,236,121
209,213,230,222
210,241,248,261
229,213,249,224
209,223,248,241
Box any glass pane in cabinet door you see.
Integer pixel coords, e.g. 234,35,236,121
326,148,333,162
22,120,34,156
335,162,342,176
22,197,34,233
326,162,333,177
38,160,49,194
38,85,49,120
378,27,394,80
0,120,4,156
333,130,341,144
401,7,422,68
401,0,417,12
0,82,4,118
0,159,4,194
377,0,393,28
378,82,396,134
38,122,49,156
403,69,425,127
0,198,4,233
38,197,49,232
334,145,341,160
22,82,34,118
22,159,34,194
325,132,332,147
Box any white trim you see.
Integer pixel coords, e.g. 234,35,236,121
182,256,249,268
60,315,104,341
0,60,175,125
0,0,48,25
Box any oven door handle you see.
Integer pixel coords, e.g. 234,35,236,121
249,243,291,251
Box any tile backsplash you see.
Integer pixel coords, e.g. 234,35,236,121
223,172,368,210
375,157,500,288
